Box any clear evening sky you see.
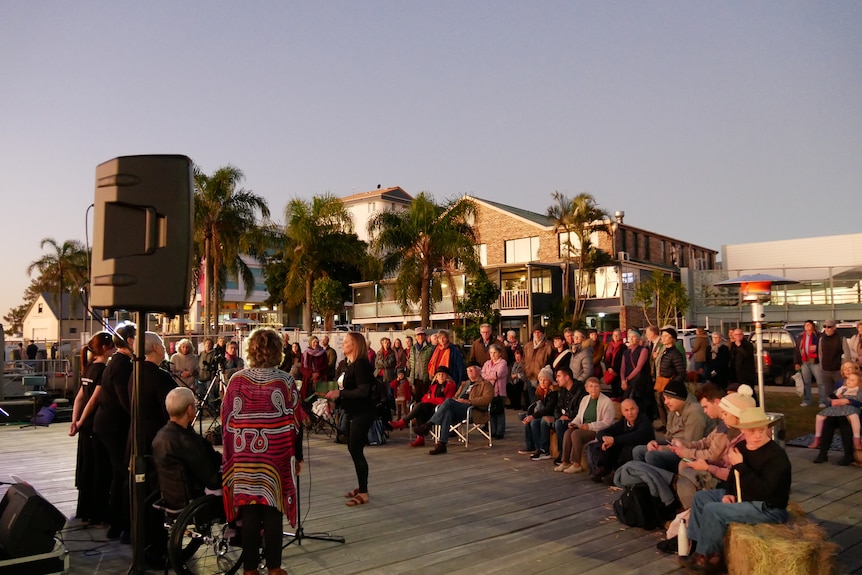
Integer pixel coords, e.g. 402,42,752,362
2,2,860,324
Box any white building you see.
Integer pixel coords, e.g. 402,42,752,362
685,232,862,329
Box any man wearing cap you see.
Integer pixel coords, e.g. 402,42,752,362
426,361,494,455
818,319,844,407
653,327,687,428
683,406,791,573
632,370,708,473
524,325,553,405
427,329,466,387
671,383,755,509
409,328,434,402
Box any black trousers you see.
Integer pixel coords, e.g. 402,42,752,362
346,411,375,493
819,416,854,459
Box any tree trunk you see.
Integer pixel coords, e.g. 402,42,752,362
303,274,313,334
420,267,431,329
203,236,211,336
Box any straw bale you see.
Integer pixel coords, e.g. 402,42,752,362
725,514,839,575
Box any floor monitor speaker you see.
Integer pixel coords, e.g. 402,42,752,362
0,483,66,559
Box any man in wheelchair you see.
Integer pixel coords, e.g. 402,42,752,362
152,387,223,510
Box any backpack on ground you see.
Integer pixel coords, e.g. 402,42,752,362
367,418,388,446
613,482,673,530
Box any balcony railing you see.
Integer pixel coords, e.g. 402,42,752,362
499,289,529,310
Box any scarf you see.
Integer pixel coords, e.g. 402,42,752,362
302,345,325,368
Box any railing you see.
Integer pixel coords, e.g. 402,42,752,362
499,289,529,310
2,359,73,399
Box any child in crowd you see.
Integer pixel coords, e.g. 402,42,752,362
390,368,411,420
810,364,861,450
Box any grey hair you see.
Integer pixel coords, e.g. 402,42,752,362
165,387,196,417
143,332,164,355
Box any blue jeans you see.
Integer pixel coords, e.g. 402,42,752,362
799,361,819,404
525,380,537,405
524,417,552,452
632,445,682,473
688,489,788,556
429,398,470,444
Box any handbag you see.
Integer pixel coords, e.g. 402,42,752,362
654,376,671,393
792,371,804,398
490,395,506,415
604,370,616,385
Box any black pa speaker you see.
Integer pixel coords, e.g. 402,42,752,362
0,484,66,559
90,155,194,313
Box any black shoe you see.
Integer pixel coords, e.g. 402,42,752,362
813,453,828,464
429,443,447,455
106,526,122,540
656,536,678,554
119,530,131,544
530,450,551,461
838,454,854,466
492,434,504,440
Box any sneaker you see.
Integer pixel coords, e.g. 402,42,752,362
517,449,534,455
563,463,583,474
530,451,551,461
553,462,569,472
799,402,810,407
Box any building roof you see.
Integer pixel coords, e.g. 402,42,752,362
341,186,413,206
468,196,554,228
27,292,88,321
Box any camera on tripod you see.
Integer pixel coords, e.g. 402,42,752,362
204,346,226,372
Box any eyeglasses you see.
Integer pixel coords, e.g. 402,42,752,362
824,326,836,329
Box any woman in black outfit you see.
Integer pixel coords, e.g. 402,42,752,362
93,323,136,539
326,331,376,506
69,331,115,525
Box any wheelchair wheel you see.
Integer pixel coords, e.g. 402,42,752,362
168,495,243,575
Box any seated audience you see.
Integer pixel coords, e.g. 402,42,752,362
389,366,457,447
671,384,755,509
588,399,654,482
544,366,587,464
810,362,861,452
684,406,791,573
518,367,558,457
556,377,615,473
424,361,493,455
632,378,709,473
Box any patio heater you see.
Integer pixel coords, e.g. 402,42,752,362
714,274,798,410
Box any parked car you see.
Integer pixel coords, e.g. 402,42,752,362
747,327,802,386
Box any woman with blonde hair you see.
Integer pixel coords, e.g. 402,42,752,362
222,327,303,575
169,338,198,389
326,331,376,506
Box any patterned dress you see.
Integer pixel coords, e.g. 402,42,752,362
222,367,303,526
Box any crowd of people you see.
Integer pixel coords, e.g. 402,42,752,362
63,319,862,574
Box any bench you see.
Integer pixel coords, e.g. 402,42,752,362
724,504,838,575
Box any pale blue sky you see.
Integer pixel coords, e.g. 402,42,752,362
2,1,860,321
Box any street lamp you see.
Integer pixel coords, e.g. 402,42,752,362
714,274,798,409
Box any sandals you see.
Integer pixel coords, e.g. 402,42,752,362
346,493,369,506
344,488,360,498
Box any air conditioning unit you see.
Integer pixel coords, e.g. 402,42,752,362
618,251,630,261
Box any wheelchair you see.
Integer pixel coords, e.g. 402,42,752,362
153,493,243,575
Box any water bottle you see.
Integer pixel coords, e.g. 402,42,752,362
678,518,690,557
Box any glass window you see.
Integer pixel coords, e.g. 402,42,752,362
506,237,540,263
531,269,552,294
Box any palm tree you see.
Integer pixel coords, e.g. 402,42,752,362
367,193,480,328
547,191,609,325
26,238,89,347
283,194,364,333
194,165,270,335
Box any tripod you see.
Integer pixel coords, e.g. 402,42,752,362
193,365,225,437
283,475,345,548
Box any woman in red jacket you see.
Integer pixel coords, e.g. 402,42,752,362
388,365,456,447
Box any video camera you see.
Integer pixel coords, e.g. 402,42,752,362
203,346,226,372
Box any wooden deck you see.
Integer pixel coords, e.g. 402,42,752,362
1,412,861,574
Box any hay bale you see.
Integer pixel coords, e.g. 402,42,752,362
724,515,839,575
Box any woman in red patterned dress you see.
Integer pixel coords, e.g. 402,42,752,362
222,328,304,575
